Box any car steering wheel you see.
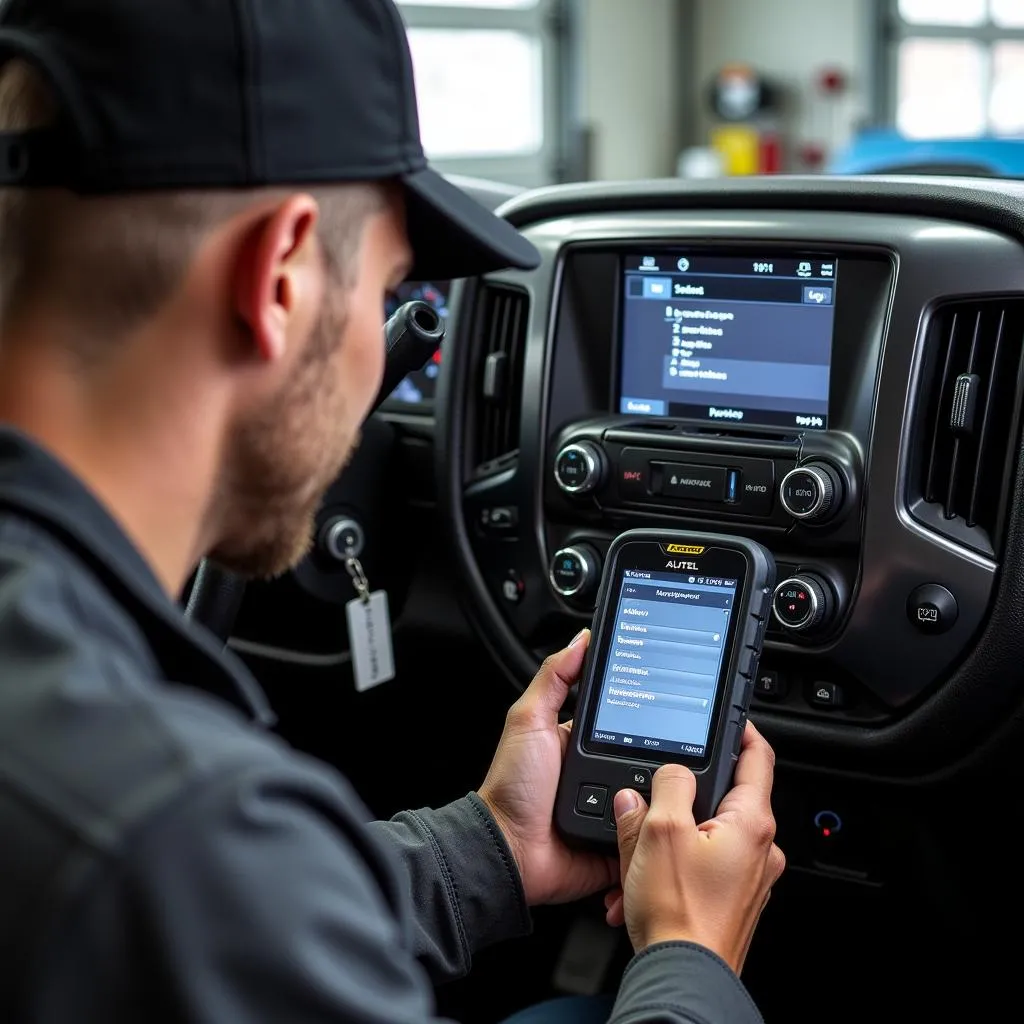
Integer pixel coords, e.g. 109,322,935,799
185,299,445,641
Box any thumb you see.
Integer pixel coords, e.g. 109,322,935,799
520,629,590,718
614,788,649,885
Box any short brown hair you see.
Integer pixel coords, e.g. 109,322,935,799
0,61,384,353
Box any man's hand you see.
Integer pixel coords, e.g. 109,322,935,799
478,631,618,907
610,722,785,975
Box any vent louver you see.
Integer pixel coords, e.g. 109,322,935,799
912,299,1024,558
472,284,529,473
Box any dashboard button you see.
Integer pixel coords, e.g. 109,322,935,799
626,766,652,789
555,442,606,495
549,544,602,602
773,574,830,632
501,570,524,605
480,506,518,533
780,462,843,523
576,784,608,817
738,459,776,515
618,448,652,498
809,681,845,709
907,584,958,635
814,809,843,838
657,463,727,502
754,669,787,700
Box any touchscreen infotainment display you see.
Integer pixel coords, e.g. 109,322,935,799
618,252,838,430
587,569,738,761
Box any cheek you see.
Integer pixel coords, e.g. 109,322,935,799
341,295,387,408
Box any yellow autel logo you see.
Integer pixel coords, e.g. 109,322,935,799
665,544,705,555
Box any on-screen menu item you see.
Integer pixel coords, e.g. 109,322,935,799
618,252,838,430
589,570,738,758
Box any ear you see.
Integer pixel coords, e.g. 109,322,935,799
233,194,322,364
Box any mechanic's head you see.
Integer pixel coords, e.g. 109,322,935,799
0,61,410,580
0,0,538,590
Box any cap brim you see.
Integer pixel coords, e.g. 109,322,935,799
401,166,540,281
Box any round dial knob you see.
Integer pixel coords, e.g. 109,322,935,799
779,462,843,522
773,574,831,632
549,544,603,602
554,442,606,496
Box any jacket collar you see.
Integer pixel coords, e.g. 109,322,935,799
0,427,275,726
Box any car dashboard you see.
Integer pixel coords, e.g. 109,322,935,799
457,203,1017,746
236,176,1024,1016
430,178,1024,896
434,178,1017,743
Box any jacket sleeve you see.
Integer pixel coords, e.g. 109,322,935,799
33,758,467,1024
608,943,765,1024
367,792,533,984
34,754,765,1024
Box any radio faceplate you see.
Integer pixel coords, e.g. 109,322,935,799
548,419,859,534
610,444,790,522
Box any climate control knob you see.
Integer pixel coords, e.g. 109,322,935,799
773,574,832,633
550,544,603,603
779,462,843,523
554,442,606,496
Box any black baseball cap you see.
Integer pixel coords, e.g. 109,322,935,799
0,0,540,281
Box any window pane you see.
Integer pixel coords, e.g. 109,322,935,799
407,29,543,157
897,39,986,138
401,0,536,7
992,0,1024,27
898,0,985,25
991,42,1024,134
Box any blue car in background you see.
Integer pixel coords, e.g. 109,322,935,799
830,129,1024,177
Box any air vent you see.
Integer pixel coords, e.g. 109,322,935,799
911,299,1024,558
472,284,529,473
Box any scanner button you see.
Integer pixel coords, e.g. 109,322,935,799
742,674,756,705
576,784,608,817
626,767,652,789
737,646,757,679
733,717,747,756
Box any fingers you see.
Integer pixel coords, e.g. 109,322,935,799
514,630,591,721
731,721,775,803
604,889,625,928
709,724,777,848
648,763,698,831
614,788,649,885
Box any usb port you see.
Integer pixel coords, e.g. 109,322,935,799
726,469,740,503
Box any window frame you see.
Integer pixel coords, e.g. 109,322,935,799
397,0,571,187
879,0,1024,135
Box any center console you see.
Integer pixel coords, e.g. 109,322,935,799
537,239,882,720
455,205,1023,750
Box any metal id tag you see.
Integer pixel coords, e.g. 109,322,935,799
345,557,395,692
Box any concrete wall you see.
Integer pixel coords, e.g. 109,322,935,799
578,0,686,179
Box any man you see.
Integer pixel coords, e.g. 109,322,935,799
0,1,784,1022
